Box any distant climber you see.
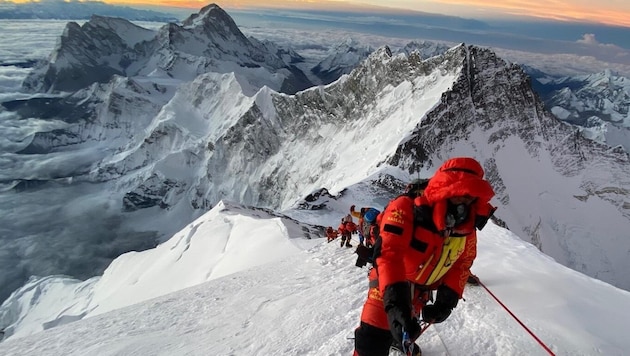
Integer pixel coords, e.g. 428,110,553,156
338,219,353,248
350,205,381,248
326,226,338,242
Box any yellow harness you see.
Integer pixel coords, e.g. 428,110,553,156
414,236,467,285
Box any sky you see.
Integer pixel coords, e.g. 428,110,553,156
1,200,629,355
7,0,630,27
90,0,630,28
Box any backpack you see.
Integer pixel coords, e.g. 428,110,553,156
359,208,380,239
355,209,382,268
344,220,357,233
363,208,380,224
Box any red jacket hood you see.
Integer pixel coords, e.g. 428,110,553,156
421,157,495,232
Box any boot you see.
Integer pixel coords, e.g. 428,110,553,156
390,341,421,356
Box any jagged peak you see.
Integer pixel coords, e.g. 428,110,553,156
330,37,363,50
60,21,81,38
369,45,392,60
57,15,155,49
182,3,220,25
463,44,517,70
181,3,239,32
88,14,134,28
400,40,450,54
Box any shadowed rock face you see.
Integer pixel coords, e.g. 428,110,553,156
22,18,149,93
2,97,87,123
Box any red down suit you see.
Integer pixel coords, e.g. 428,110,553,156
359,157,495,329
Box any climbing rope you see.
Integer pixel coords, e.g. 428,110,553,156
477,278,556,355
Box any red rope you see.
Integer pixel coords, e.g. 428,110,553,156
477,279,556,355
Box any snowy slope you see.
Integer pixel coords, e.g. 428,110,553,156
0,203,629,355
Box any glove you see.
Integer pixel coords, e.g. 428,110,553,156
422,285,459,323
383,282,421,347
475,204,497,231
350,205,356,212
421,304,451,323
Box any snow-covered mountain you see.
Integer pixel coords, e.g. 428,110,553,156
397,40,452,58
310,39,452,86
527,68,630,151
1,201,630,355
310,38,374,85
2,2,630,325
22,5,313,95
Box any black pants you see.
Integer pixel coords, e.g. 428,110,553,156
354,322,393,356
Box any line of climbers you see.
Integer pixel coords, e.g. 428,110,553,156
350,157,496,356
352,179,481,276
324,178,482,285
325,203,383,249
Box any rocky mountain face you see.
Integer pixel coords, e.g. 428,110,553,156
21,16,157,93
310,39,451,86
3,4,630,301
390,47,629,286
397,40,451,58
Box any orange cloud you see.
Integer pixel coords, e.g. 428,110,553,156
13,0,627,27
429,0,630,27
101,0,206,8
213,0,372,11
101,0,370,11
102,0,407,13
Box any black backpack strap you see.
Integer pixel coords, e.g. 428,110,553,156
413,204,440,234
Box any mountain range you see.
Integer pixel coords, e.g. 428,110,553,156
0,0,177,22
527,68,630,151
1,2,629,341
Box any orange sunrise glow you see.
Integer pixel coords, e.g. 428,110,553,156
7,0,630,27
431,0,630,27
